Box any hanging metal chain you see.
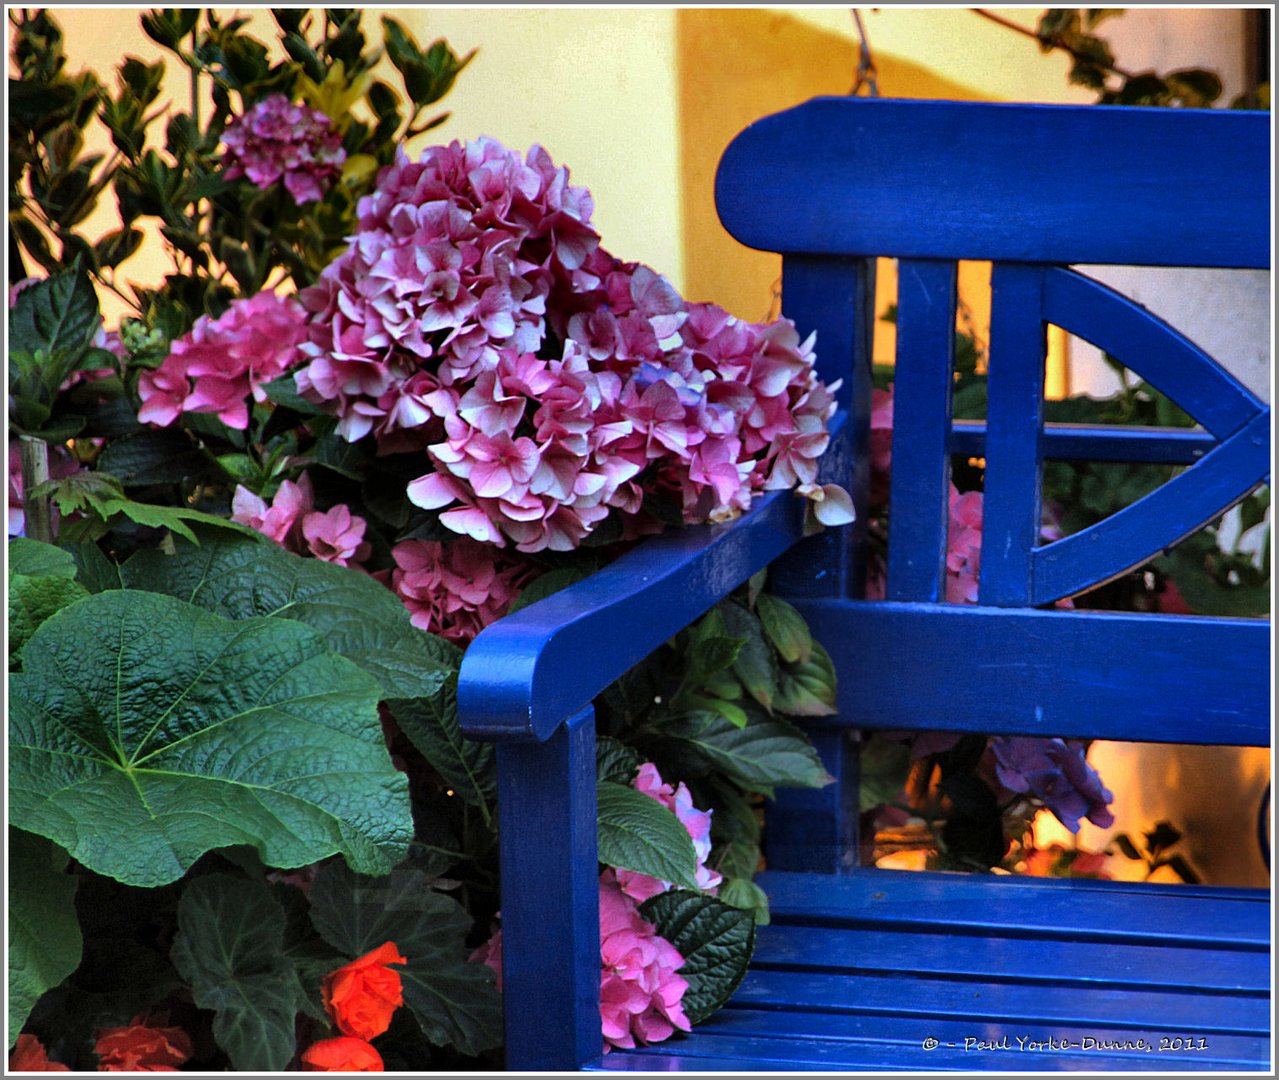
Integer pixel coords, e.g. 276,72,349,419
850,9,881,97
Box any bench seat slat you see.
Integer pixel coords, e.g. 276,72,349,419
596,1030,1266,1073
729,968,1269,1034
759,870,1270,947
751,924,1270,993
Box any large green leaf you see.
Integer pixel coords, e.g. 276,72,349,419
665,710,832,793
639,890,755,1025
8,537,77,578
120,530,458,700
7,268,99,360
9,589,411,886
597,781,699,890
388,677,495,819
171,874,305,1071
8,573,88,665
8,828,82,1044
308,861,503,1057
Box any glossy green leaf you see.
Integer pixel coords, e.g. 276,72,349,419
308,860,502,1056
597,781,700,890
7,267,99,360
8,828,82,1043
774,639,838,717
640,891,755,1025
666,710,831,792
388,676,496,816
119,530,459,700
10,590,411,886
754,592,812,664
95,429,217,486
171,874,305,1071
596,735,641,784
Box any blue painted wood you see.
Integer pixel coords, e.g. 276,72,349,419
759,729,859,873
462,96,1272,1073
1031,408,1271,604
716,98,1269,268
950,421,1219,465
979,264,1047,606
1042,268,1264,439
887,259,957,602
457,486,807,742
790,600,1270,746
495,709,601,1070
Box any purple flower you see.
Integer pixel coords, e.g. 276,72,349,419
991,736,1115,833
222,94,345,204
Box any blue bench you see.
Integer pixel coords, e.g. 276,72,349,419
458,97,1271,1072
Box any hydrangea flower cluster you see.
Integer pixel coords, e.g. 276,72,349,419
231,473,371,568
390,536,539,643
991,736,1116,833
294,137,847,553
222,93,346,204
614,762,722,901
597,870,692,1052
138,291,309,429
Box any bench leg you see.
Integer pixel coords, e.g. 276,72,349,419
496,708,601,1070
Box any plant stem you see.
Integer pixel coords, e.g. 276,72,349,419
20,436,54,543
971,8,1138,80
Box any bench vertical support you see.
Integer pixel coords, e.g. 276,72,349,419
766,254,875,872
982,264,1048,606
496,709,600,1070
887,258,958,601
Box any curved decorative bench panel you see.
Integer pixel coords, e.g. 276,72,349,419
458,97,1271,1071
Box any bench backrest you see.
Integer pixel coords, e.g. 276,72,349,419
715,97,1271,872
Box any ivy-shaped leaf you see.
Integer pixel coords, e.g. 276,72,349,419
308,861,502,1057
8,828,82,1043
10,589,411,887
640,891,755,1025
171,874,305,1071
119,530,458,701
597,781,699,890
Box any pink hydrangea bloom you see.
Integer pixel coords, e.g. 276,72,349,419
302,504,371,566
615,763,722,902
946,484,984,604
598,870,691,1052
231,475,314,550
222,94,345,204
292,136,845,552
390,536,539,644
139,291,308,430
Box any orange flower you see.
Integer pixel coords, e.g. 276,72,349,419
301,1036,384,1072
9,1034,71,1071
321,941,407,1041
93,1018,193,1071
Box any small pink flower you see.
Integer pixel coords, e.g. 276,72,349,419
231,475,314,551
222,94,345,204
946,485,983,603
302,505,371,566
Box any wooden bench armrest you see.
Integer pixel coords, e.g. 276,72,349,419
458,487,807,742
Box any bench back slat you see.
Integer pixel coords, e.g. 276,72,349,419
793,600,1271,747
716,97,1269,268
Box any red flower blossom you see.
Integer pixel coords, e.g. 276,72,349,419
93,1018,193,1071
9,1034,70,1071
322,941,407,1041
301,1036,384,1072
